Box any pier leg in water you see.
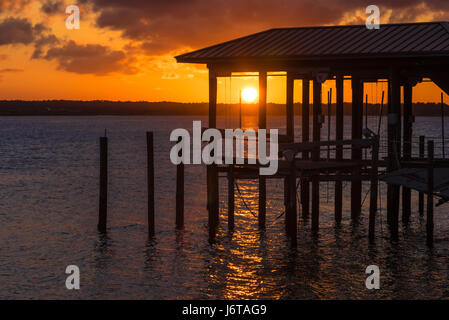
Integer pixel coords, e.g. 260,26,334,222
301,78,310,219
228,166,235,231
427,140,434,247
207,69,218,242
288,160,297,244
402,83,413,224
387,69,401,241
176,162,184,229
419,136,425,216
335,75,344,224
98,136,108,233
147,132,155,237
258,176,266,229
369,136,379,243
312,79,322,234
258,70,268,229
351,76,363,221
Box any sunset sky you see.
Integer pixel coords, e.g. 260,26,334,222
1,0,449,103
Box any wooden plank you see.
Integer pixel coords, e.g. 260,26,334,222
280,138,372,154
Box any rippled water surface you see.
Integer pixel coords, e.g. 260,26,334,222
0,115,449,299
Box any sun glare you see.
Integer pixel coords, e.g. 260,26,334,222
241,87,258,103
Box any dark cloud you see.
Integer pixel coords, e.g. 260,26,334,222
0,17,35,45
44,40,138,75
0,0,31,11
0,68,23,72
32,34,59,59
41,0,63,15
0,17,60,59
83,0,449,55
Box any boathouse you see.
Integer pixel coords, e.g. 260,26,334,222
175,22,449,246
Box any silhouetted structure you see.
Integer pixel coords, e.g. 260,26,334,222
176,22,449,246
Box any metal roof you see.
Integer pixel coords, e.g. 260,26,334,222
176,22,449,64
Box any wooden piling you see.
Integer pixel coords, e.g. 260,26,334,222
176,162,184,229
98,136,108,233
258,70,268,229
287,160,297,243
147,132,155,237
426,140,434,247
258,177,266,229
208,70,218,240
301,78,310,218
312,79,321,234
388,70,401,241
335,75,344,223
351,76,363,220
369,136,379,243
286,73,294,141
419,136,425,215
228,166,235,230
402,83,412,224
441,93,445,159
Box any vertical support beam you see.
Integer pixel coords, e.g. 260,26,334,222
286,73,295,141
335,75,344,223
98,136,108,233
312,79,322,234
285,72,297,244
369,136,379,243
228,166,235,231
147,132,155,237
258,71,267,229
288,160,297,244
402,83,413,224
301,78,310,218
388,68,401,241
208,70,218,240
285,72,296,237
351,76,363,220
427,140,434,247
176,162,184,229
419,135,425,216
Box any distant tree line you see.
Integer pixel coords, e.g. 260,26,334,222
0,100,446,116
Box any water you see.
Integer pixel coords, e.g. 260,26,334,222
0,115,448,299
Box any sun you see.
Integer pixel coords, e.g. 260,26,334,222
241,87,258,103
